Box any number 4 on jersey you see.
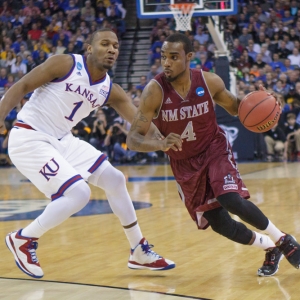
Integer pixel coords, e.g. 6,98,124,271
181,121,196,141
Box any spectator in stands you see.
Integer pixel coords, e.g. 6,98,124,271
3,50,16,72
35,50,47,65
11,55,27,74
81,0,95,19
190,52,200,69
284,113,300,161
89,108,109,153
194,27,209,45
264,123,287,162
260,44,272,64
65,0,80,20
55,40,66,54
0,68,8,97
23,0,41,17
26,54,37,72
276,40,292,59
283,33,294,51
238,27,253,47
153,58,163,73
269,53,285,71
247,40,257,60
4,74,15,90
28,23,42,41
135,76,147,91
288,48,300,66
282,58,295,72
146,65,159,83
96,1,107,16
199,53,213,72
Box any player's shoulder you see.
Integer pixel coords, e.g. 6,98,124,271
43,54,75,71
202,71,224,90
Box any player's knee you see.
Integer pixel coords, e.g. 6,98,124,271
217,192,245,215
108,168,126,192
65,180,91,207
204,208,252,244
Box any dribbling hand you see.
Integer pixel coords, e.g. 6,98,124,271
258,84,282,108
161,133,182,152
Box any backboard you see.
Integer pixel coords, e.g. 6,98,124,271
136,0,237,18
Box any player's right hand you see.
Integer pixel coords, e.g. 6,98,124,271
161,133,182,152
0,120,6,134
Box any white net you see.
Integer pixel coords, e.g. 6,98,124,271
169,4,196,32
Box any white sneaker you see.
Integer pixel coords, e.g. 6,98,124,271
128,238,175,271
5,229,43,278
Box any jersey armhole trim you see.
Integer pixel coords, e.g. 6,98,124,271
102,81,113,106
152,79,164,120
51,54,75,83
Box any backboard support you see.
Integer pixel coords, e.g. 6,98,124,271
136,0,237,19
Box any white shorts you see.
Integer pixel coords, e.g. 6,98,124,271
8,128,110,200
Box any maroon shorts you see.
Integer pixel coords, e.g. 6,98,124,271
169,131,250,229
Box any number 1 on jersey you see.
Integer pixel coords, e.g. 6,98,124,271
181,121,196,141
65,101,83,121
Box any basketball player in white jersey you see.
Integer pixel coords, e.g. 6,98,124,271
0,28,175,278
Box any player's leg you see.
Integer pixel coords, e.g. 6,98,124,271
216,192,300,274
6,129,91,278
67,137,175,271
203,206,284,276
209,132,300,274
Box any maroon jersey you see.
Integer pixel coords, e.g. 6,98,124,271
152,69,250,230
152,69,219,160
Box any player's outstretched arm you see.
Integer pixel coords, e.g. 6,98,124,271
203,72,240,116
106,83,162,140
127,80,182,152
0,54,74,133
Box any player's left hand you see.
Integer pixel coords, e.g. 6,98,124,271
258,85,282,108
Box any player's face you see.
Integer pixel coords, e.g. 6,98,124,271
161,42,191,82
89,31,119,70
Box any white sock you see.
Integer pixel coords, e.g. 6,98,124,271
21,218,47,238
252,231,276,250
123,224,143,249
264,220,285,243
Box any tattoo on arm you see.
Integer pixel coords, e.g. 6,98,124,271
130,110,148,132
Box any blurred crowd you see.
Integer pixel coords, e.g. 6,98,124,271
1,0,300,166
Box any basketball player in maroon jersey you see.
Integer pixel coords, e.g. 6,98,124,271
127,32,300,276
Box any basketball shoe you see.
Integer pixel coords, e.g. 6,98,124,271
257,247,283,276
128,238,175,271
276,234,300,269
5,229,43,278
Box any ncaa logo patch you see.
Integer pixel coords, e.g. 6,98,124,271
76,62,83,70
196,87,205,97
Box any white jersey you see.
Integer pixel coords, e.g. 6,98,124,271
17,54,112,139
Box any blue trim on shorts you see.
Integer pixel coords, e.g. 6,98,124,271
88,154,108,173
51,174,83,201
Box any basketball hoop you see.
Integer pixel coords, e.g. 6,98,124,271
169,3,196,32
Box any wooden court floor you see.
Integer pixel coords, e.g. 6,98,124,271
0,162,300,300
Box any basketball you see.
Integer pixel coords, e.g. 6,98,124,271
238,91,281,133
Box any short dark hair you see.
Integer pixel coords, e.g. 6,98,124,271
89,28,116,44
165,33,193,54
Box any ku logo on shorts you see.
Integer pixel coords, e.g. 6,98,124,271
39,158,60,181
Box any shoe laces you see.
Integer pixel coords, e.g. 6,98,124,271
141,242,161,259
277,236,297,257
263,248,278,266
27,241,39,263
